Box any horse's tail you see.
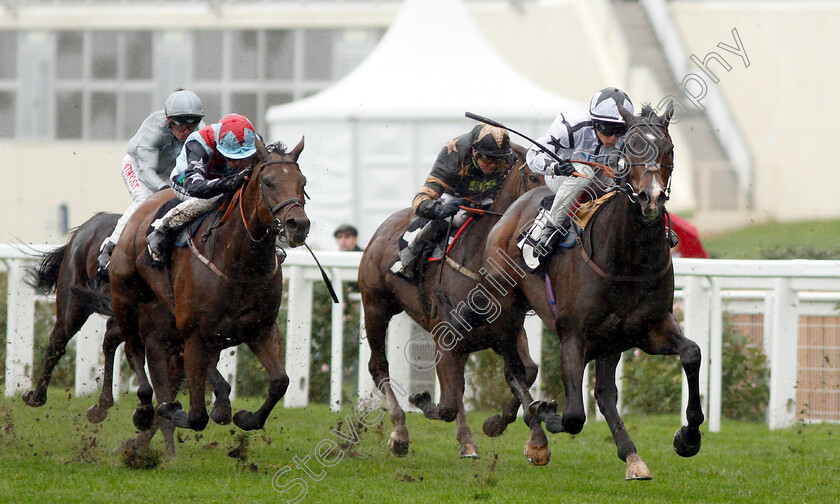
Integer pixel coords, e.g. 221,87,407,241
25,245,67,295
70,285,114,317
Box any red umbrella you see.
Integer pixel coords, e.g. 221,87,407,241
667,214,709,258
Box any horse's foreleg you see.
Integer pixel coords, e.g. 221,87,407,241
365,305,409,457
86,318,123,423
426,351,477,458
594,353,651,480
143,331,179,456
179,336,211,431
643,315,704,458
207,358,233,425
529,335,586,435
235,325,288,431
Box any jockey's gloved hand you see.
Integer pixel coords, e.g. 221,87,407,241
550,160,575,177
434,199,464,219
216,173,241,192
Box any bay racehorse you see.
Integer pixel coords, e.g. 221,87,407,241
481,102,704,479
21,212,233,456
110,138,309,432
358,144,550,463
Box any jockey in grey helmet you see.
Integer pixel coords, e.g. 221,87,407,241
96,88,204,278
519,87,633,270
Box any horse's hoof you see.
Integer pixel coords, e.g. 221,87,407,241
408,391,431,408
459,443,480,459
673,426,701,458
524,443,551,466
482,415,508,438
210,404,232,425
388,432,409,457
530,400,563,434
233,410,263,431
22,390,45,407
156,401,182,420
625,453,652,480
86,404,108,424
133,404,155,431
170,410,190,429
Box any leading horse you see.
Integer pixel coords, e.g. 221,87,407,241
110,138,309,432
481,102,704,479
358,145,549,462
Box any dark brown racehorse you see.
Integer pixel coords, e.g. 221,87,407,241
110,138,309,432
21,212,233,456
358,145,550,462
481,102,704,479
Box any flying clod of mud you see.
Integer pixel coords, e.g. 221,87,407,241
121,438,161,470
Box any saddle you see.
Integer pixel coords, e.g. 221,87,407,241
517,191,617,272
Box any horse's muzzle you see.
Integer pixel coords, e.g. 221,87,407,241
283,216,310,247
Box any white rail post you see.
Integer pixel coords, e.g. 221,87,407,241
357,303,376,401
387,312,414,411
708,278,722,432
74,314,107,396
768,277,799,430
682,275,710,426
5,259,34,397
329,268,345,412
217,346,238,400
524,311,542,400
285,265,313,408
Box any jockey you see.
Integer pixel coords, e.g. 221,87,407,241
96,88,204,277
521,87,633,265
145,113,259,266
392,124,517,279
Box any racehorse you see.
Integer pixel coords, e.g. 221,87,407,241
358,145,550,463
21,212,233,456
110,138,309,432
481,102,704,479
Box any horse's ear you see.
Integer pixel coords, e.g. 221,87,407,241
290,136,305,161
256,136,269,159
618,105,634,125
661,100,675,128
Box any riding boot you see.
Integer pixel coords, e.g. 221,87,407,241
392,220,442,280
146,224,174,268
96,240,116,282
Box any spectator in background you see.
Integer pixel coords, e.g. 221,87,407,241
334,224,362,251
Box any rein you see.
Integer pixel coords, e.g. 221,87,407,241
577,191,672,282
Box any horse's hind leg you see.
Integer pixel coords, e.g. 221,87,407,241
364,303,409,456
409,350,478,458
643,315,704,458
23,297,91,407
483,328,538,437
234,325,289,431
594,353,651,480
87,317,123,423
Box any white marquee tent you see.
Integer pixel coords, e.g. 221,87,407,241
267,0,581,249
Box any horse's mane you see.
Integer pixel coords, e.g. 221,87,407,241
639,103,656,119
266,141,287,154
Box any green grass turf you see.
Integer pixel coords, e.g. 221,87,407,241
702,218,840,259
1,392,839,503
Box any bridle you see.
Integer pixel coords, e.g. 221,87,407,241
618,121,674,206
241,159,305,243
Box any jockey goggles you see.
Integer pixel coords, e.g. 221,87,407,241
594,121,627,137
170,115,202,127
474,151,505,163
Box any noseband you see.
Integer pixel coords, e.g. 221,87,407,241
242,159,305,243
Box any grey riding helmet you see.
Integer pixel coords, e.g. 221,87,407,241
165,89,204,125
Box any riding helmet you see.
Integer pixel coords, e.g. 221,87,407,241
589,87,634,124
165,89,204,124
217,114,257,159
470,124,512,158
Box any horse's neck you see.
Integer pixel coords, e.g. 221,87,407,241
594,197,669,274
486,165,522,214
215,182,276,275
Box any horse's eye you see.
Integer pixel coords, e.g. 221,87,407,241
264,179,275,189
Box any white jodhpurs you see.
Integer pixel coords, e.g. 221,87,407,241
547,163,599,228
103,154,156,248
